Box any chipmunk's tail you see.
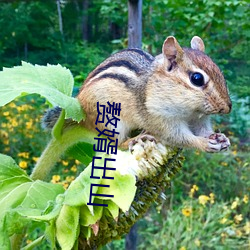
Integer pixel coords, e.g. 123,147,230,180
41,106,62,130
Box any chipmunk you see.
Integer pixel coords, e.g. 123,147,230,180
44,36,232,153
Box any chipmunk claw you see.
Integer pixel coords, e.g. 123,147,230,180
207,133,230,152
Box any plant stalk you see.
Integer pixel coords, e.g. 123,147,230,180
30,125,96,181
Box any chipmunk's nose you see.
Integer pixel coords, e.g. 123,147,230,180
219,101,232,114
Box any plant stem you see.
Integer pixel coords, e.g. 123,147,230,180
30,125,96,181
10,230,26,250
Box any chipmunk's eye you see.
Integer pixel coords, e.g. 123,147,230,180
190,72,204,87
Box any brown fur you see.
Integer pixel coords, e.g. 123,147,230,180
77,36,232,152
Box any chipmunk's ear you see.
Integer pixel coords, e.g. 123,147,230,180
191,36,205,52
162,36,184,63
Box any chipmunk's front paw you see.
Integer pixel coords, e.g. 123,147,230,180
129,134,156,152
206,133,230,152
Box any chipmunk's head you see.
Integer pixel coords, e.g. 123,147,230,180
158,36,232,115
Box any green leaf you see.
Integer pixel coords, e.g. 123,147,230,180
104,200,119,219
8,212,33,238
56,205,80,250
6,183,64,224
45,220,56,249
99,171,136,212
79,201,103,227
0,62,84,121
20,181,64,213
0,182,33,217
65,153,137,214
0,154,65,242
27,200,63,222
80,226,92,240
0,231,10,250
0,183,33,247
0,176,32,201
64,160,103,210
66,142,95,166
0,181,64,238
0,154,30,181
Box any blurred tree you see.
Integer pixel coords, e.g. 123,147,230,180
0,0,248,96
128,0,142,48
82,0,91,41
57,0,64,36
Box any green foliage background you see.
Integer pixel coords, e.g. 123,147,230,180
0,0,249,97
0,0,249,249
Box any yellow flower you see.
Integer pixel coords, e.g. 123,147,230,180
182,207,192,217
235,157,242,163
51,175,61,183
0,130,8,138
236,229,243,237
234,214,243,224
66,176,75,182
71,165,77,172
11,119,18,127
9,102,16,108
18,152,30,159
231,201,238,209
243,195,248,204
26,121,33,129
221,232,227,238
75,159,81,165
221,162,228,167
220,217,228,224
62,160,69,166
244,221,250,234
3,138,9,145
189,184,199,197
17,106,24,112
232,150,237,156
32,157,39,162
231,198,240,209
19,161,28,169
198,195,210,206
3,111,9,116
209,193,215,204
4,147,10,152
194,238,201,247
17,105,31,112
179,247,186,250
